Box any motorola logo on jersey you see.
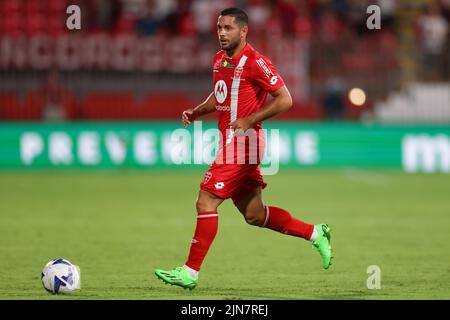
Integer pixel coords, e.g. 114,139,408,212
214,80,227,104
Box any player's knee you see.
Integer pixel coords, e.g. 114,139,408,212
196,198,209,213
196,194,218,213
244,211,264,226
195,190,223,212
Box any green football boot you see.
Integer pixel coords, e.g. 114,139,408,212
154,266,198,290
312,224,333,269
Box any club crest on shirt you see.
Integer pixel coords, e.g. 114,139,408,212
203,171,212,184
234,66,244,79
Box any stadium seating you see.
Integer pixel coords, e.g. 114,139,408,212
0,89,328,122
373,83,450,122
138,93,194,120
0,90,81,121
80,93,136,120
0,92,21,119
0,91,42,120
275,102,323,120
0,0,68,37
79,92,195,121
0,1,447,123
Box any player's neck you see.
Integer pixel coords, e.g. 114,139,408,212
225,41,247,59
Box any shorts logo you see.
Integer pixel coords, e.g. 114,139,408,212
214,80,227,104
203,171,212,184
214,182,225,189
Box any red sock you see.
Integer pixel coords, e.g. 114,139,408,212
185,211,218,271
261,206,314,240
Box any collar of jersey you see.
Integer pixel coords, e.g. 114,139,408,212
223,42,251,61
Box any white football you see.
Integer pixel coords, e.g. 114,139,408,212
41,258,81,294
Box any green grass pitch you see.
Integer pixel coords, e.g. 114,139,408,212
0,169,449,300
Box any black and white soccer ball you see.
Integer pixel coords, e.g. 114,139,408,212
41,259,80,294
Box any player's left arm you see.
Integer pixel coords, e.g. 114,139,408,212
230,85,293,132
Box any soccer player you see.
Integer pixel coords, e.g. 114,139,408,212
154,8,332,290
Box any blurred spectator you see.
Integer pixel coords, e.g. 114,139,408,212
312,5,348,78
40,67,69,121
1,0,449,124
345,0,372,36
165,0,196,36
333,0,350,18
75,0,121,32
294,0,313,39
191,0,227,40
263,4,283,37
322,70,346,120
416,0,449,81
94,0,121,31
441,0,450,20
246,0,271,36
135,0,166,36
376,0,398,31
278,0,301,35
318,5,346,44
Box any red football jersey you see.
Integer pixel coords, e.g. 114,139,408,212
212,43,285,148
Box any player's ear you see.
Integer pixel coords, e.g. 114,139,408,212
241,25,248,39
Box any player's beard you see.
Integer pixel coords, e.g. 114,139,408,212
221,38,240,53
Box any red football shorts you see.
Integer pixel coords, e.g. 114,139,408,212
200,162,267,206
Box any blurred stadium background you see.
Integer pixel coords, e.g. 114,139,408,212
0,0,448,123
0,0,449,300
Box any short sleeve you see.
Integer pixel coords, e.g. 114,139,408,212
251,56,285,92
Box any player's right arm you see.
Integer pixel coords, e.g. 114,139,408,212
182,92,216,128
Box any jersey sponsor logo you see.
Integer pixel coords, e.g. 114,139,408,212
222,60,236,68
256,57,274,78
234,66,244,79
214,182,225,189
214,80,228,104
216,105,230,111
